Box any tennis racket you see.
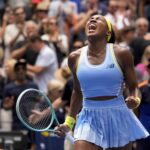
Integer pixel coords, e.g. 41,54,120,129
16,88,74,144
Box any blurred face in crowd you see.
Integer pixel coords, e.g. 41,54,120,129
5,7,15,24
47,88,63,102
47,18,58,33
123,28,135,44
4,59,16,81
47,80,64,101
14,65,27,81
41,18,49,33
14,7,26,23
26,21,39,37
108,0,118,14
136,18,149,37
117,1,127,11
36,9,48,21
88,0,98,5
30,39,43,52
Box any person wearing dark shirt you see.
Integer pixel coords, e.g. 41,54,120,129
137,62,150,150
11,40,38,65
61,76,73,107
130,37,150,66
2,59,38,130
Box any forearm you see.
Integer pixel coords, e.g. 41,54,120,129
68,89,82,119
139,0,145,17
9,31,21,47
52,97,67,111
128,86,141,98
27,64,45,74
11,45,27,59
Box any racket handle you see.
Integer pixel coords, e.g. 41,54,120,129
65,133,74,144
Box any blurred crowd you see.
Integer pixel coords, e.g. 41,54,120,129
0,0,150,150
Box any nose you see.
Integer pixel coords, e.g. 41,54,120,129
89,17,97,24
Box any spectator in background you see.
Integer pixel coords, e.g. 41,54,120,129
35,79,66,150
119,25,136,48
105,0,118,27
48,0,78,18
135,17,150,40
2,59,38,130
11,20,39,65
130,37,150,66
0,6,15,56
3,59,16,83
115,1,130,30
48,0,79,36
2,59,38,150
63,8,97,51
42,17,69,66
0,0,7,21
81,0,105,15
136,45,150,81
139,0,150,23
27,35,58,92
54,58,71,85
0,59,16,131
33,1,49,25
47,79,65,124
4,7,27,61
4,7,27,47
7,0,30,9
137,60,150,150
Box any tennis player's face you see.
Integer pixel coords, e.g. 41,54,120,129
86,15,107,39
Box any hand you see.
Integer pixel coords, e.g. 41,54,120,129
125,96,140,109
3,14,9,24
3,96,14,110
28,107,51,124
50,35,59,43
54,124,70,137
17,23,24,34
28,110,44,124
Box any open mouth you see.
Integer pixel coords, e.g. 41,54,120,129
88,23,97,32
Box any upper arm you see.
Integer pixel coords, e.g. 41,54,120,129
68,50,81,93
116,46,138,89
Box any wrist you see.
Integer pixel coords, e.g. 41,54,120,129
135,96,141,104
134,96,141,109
64,116,76,130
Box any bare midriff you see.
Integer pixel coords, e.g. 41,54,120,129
86,96,117,101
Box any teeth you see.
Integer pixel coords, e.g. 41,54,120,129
89,23,96,30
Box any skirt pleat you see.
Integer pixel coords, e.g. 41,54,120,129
74,97,149,148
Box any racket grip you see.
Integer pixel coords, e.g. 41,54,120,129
65,133,74,144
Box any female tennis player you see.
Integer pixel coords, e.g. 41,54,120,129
55,14,149,150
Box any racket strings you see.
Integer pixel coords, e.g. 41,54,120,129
18,90,52,130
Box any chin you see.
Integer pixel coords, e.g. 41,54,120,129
87,33,99,40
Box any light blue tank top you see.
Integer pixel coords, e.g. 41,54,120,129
77,43,124,99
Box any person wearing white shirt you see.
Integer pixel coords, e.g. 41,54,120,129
27,35,58,92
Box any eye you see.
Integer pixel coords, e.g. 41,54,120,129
96,17,100,20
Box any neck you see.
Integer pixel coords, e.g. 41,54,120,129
88,39,107,54
39,42,45,51
15,79,27,85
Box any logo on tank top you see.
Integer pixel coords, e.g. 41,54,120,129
106,63,115,69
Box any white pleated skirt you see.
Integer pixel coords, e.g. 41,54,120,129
74,96,149,148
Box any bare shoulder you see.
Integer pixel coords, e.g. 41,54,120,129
68,49,82,71
113,44,133,64
113,44,131,56
113,44,134,71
